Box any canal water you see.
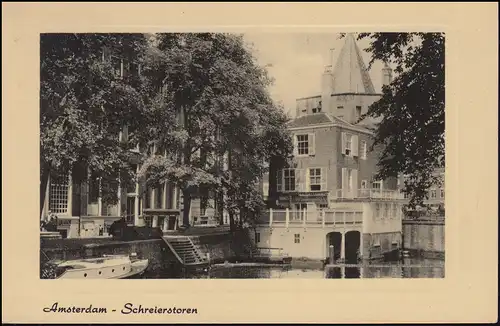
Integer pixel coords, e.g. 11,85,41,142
144,257,445,279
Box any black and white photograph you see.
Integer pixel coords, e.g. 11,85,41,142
39,31,446,279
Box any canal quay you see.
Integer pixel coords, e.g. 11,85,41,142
40,215,444,279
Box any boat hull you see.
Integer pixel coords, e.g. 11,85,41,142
54,256,149,279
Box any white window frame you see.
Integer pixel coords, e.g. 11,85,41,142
345,133,352,156
430,189,437,199
296,134,309,156
372,180,383,190
309,168,325,192
283,169,296,192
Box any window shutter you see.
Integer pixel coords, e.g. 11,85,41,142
352,135,359,157
305,169,311,192
352,169,358,197
293,135,298,156
308,133,315,156
295,169,302,192
341,132,346,155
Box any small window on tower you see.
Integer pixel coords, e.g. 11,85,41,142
337,106,344,110
356,106,362,118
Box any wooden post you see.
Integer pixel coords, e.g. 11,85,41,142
269,208,273,227
285,208,289,228
329,245,335,264
341,232,345,260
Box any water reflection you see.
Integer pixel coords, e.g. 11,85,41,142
157,258,444,279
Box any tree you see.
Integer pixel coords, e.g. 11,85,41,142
40,33,150,216
138,33,293,228
347,33,445,208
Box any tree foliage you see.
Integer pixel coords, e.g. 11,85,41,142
40,33,150,211
137,33,293,228
346,32,445,207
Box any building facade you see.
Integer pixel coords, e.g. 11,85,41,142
255,34,404,261
40,45,184,238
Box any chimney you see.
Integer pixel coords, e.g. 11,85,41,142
382,62,393,87
321,48,335,114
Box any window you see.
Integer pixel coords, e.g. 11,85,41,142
89,174,100,203
309,168,322,191
312,108,318,113
111,56,123,78
430,189,437,199
255,232,261,243
375,203,380,219
440,188,445,198
156,184,164,208
337,106,344,110
294,233,301,244
361,180,368,189
342,132,358,156
356,106,362,118
297,134,309,155
345,134,352,156
49,175,70,214
384,204,390,218
284,169,296,192
144,188,151,209
372,180,382,189
319,204,329,209
361,140,367,160
293,204,307,221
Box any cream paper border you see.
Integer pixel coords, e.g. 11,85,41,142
2,2,498,323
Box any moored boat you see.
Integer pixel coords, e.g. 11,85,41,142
51,254,148,279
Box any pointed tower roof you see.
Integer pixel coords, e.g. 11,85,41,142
331,33,376,94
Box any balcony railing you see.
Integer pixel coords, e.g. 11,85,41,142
334,188,404,200
257,209,363,228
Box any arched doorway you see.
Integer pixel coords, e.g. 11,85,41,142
325,232,342,262
345,231,360,264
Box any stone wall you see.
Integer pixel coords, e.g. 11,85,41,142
362,232,401,260
190,230,254,263
403,219,445,255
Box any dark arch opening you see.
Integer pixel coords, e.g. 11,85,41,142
326,232,342,262
345,231,360,264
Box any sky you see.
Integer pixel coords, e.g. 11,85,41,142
242,32,387,118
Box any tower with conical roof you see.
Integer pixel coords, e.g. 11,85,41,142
297,33,392,127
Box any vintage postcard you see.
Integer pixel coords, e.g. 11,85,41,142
2,2,498,324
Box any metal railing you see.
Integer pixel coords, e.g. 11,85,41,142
257,209,363,227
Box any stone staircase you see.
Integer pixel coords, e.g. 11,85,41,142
162,236,207,267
